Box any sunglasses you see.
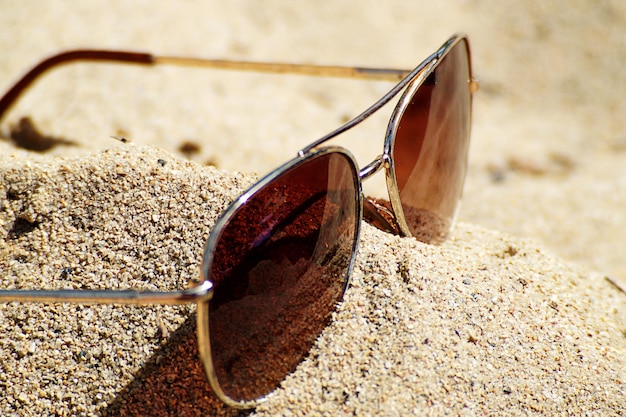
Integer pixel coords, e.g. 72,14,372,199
0,34,476,408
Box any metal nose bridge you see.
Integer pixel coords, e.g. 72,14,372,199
359,154,389,181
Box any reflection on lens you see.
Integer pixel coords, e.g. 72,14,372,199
207,151,359,403
392,38,472,243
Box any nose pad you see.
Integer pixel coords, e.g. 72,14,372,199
363,197,401,235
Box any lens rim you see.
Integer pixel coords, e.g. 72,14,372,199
196,146,362,408
382,34,474,240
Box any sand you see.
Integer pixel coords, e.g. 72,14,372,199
1,1,625,416
1,143,623,416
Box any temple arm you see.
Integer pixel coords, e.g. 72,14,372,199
0,280,213,305
0,49,411,123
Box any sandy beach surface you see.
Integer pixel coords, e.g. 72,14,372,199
1,1,625,416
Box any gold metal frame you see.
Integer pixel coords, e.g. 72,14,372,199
0,33,476,409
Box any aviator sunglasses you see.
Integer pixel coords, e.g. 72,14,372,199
0,34,477,408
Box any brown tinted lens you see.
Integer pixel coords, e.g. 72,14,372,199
207,152,359,403
392,38,471,243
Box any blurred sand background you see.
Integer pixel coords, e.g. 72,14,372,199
1,1,625,415
1,0,624,282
